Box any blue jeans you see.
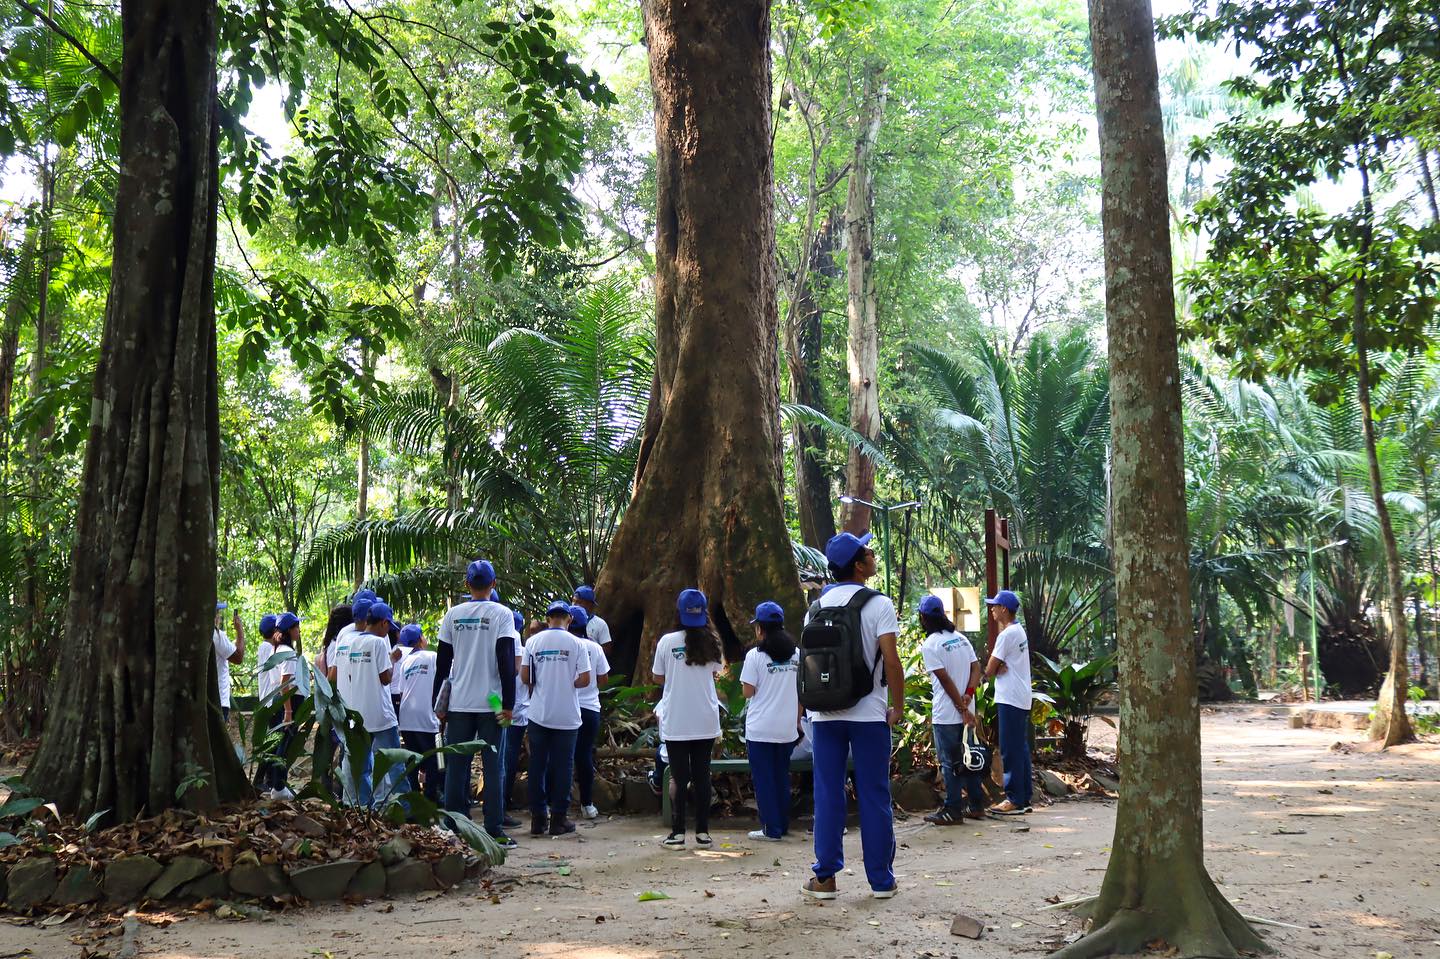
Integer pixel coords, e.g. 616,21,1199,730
933,723,985,813
443,711,505,836
811,720,894,891
997,703,1033,807
747,738,796,838
344,725,374,807
574,708,601,805
527,724,579,818
371,725,405,807
501,723,526,811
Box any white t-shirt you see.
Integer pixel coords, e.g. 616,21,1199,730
213,629,236,707
521,628,590,730
328,623,360,681
586,614,612,647
255,640,279,703
388,643,404,697
438,599,520,712
278,648,310,699
652,630,722,742
740,646,800,744
397,649,441,734
339,632,398,732
510,635,530,726
991,622,1033,709
921,630,977,725
577,636,610,712
805,584,900,723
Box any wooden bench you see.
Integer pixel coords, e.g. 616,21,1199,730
660,755,854,823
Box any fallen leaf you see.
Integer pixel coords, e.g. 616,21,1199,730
636,890,670,902
556,866,572,876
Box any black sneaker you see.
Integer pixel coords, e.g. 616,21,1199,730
924,809,964,826
502,815,522,828
695,832,713,847
662,832,685,848
549,818,577,836
530,815,549,836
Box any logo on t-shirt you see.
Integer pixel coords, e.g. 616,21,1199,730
765,659,797,674
533,648,571,663
671,646,686,660
348,646,374,664
404,660,430,679
942,637,965,652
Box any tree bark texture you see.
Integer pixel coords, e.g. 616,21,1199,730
595,0,802,676
840,67,884,535
25,0,245,821
788,210,839,549
1054,1,1267,955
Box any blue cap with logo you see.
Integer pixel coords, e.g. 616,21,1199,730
917,594,946,617
353,587,377,605
513,611,525,633
368,601,395,625
259,613,278,635
399,623,423,647
546,599,572,617
985,589,1020,613
574,585,596,603
677,588,708,628
825,531,873,569
467,559,496,588
276,612,301,632
567,605,590,630
352,597,374,622
750,601,784,625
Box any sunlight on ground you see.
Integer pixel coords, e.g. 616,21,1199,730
522,944,673,959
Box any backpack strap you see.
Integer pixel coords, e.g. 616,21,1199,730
842,587,886,686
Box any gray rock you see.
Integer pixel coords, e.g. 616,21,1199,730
1090,772,1120,793
347,860,386,899
433,853,465,888
228,862,290,899
1039,769,1070,798
147,856,213,900
621,776,657,813
289,860,362,901
592,776,623,813
177,871,229,900
52,864,101,905
6,857,58,909
378,835,413,867
102,855,163,903
290,814,327,837
385,858,440,895
893,774,936,813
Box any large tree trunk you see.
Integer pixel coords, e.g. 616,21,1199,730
839,66,884,535
1054,0,1266,955
26,0,245,821
788,210,839,549
594,0,802,676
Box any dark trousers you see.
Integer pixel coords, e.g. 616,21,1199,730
666,738,714,834
401,730,441,802
443,711,505,836
527,723,579,818
574,708,601,805
747,738,796,838
811,720,895,891
501,723,526,810
933,723,985,813
997,703,1034,807
266,696,301,791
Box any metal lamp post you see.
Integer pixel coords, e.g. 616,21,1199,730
839,495,921,598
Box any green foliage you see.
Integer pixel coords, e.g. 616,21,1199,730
1032,653,1115,758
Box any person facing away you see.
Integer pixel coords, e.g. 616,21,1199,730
652,588,724,850
267,611,309,800
567,604,611,821
434,560,519,847
802,532,905,902
741,601,801,842
312,602,354,799
327,591,377,803
521,601,592,837
917,595,985,825
212,602,245,722
573,584,612,650
333,598,399,807
254,612,281,706
499,612,533,831
983,589,1033,815
395,623,442,802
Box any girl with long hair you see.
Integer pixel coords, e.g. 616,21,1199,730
740,601,800,841
651,588,724,848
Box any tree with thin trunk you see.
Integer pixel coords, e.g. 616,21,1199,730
1053,0,1265,954
787,210,840,549
594,0,802,672
25,0,246,820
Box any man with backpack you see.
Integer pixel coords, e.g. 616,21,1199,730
798,531,905,901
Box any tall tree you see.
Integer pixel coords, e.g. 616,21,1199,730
594,0,802,672
25,0,244,819
1053,0,1264,955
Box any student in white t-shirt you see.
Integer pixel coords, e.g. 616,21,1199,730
568,605,610,821
741,601,800,842
500,612,533,829
983,590,1033,815
395,623,442,802
336,600,400,807
254,613,281,705
573,585,612,650
212,603,245,722
263,612,306,799
652,588,724,849
917,595,985,825
521,601,592,837
325,591,376,803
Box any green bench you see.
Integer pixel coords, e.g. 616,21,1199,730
660,754,855,823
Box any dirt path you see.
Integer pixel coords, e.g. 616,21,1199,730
5,709,1437,959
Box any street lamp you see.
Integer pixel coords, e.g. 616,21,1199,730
1307,538,1348,702
838,495,921,598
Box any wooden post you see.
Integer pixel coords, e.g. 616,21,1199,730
983,508,1011,656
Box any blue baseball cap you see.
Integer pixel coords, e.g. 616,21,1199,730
467,559,496,588
574,585,596,602
216,601,228,611
277,612,301,632
259,613,278,635
917,595,946,617
513,611,525,633
750,601,784,625
546,599,572,617
368,601,395,626
352,597,374,622
399,623,423,647
825,531,873,569
985,589,1020,613
352,588,377,605
567,605,590,630
677,588,708,628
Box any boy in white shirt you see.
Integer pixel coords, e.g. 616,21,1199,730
917,595,984,824
568,605,610,820
336,600,400,807
396,623,442,802
573,585,612,650
212,603,245,722
521,601,591,837
983,590,1033,814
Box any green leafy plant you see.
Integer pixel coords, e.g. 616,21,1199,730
1032,653,1117,758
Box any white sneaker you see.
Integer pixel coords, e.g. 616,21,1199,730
274,787,296,800
748,830,782,842
581,804,599,820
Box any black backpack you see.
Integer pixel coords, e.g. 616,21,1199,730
797,587,883,711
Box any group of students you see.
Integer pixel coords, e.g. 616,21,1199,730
210,528,1035,901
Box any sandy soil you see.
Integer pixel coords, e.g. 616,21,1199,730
4,708,1437,959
